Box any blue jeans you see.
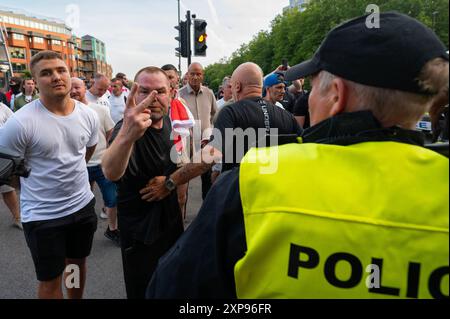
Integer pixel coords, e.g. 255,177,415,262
87,165,117,208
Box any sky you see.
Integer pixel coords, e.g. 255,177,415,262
1,0,288,76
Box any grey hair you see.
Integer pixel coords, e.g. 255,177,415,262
316,58,449,129
222,76,231,86
94,73,109,81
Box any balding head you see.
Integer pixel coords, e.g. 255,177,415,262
188,62,204,92
90,73,110,98
231,62,264,101
70,77,87,103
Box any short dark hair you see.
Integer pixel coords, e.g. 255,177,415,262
10,77,22,85
111,78,122,85
116,72,126,79
30,51,64,75
134,66,169,84
161,64,178,73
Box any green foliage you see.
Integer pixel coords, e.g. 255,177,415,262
22,70,32,79
204,0,449,93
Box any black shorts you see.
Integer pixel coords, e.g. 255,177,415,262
23,198,98,282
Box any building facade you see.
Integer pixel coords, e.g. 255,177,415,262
0,8,112,87
284,0,309,12
78,35,112,80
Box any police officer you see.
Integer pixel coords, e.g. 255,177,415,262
146,12,449,299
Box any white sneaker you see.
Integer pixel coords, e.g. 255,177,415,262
100,207,108,219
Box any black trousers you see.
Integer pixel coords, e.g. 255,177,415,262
201,169,212,200
120,220,184,299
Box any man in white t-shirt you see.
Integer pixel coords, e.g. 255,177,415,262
86,73,111,108
71,77,119,246
216,76,234,111
0,102,22,230
108,77,127,124
115,72,131,95
0,51,99,299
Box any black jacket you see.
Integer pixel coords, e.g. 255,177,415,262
146,111,426,299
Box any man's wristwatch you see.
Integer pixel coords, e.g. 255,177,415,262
164,176,177,192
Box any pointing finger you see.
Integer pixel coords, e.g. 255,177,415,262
126,83,139,109
136,90,158,112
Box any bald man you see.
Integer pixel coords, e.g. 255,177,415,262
140,62,302,205
86,73,111,108
178,62,217,199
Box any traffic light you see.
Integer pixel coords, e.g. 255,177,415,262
193,19,207,57
175,20,189,58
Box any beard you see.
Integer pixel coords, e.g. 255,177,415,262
151,113,164,123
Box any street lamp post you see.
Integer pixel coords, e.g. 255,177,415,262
432,11,438,31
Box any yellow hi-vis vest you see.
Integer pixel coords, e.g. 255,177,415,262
235,141,449,299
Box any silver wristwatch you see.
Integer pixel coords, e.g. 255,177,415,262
164,176,177,192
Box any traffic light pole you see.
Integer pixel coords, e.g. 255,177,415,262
186,11,192,67
177,0,181,74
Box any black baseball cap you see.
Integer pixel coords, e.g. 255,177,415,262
285,12,448,95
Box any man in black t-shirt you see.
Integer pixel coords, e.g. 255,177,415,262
210,65,301,173
102,67,183,299
293,91,310,129
140,62,301,201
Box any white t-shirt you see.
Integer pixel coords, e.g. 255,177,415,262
86,102,115,167
0,102,13,125
86,90,111,109
216,98,226,110
0,99,99,223
108,93,127,124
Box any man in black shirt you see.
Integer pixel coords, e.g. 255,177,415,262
211,63,301,173
102,67,183,299
293,91,310,129
140,62,301,203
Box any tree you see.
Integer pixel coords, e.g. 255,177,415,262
204,0,448,93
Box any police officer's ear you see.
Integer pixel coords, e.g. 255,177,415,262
328,77,349,117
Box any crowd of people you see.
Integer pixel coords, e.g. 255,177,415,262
0,12,448,299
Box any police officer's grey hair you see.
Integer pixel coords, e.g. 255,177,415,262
316,58,449,129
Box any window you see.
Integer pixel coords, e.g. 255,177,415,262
12,63,26,73
34,37,44,44
52,39,62,46
9,47,26,59
30,49,41,57
12,33,25,41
